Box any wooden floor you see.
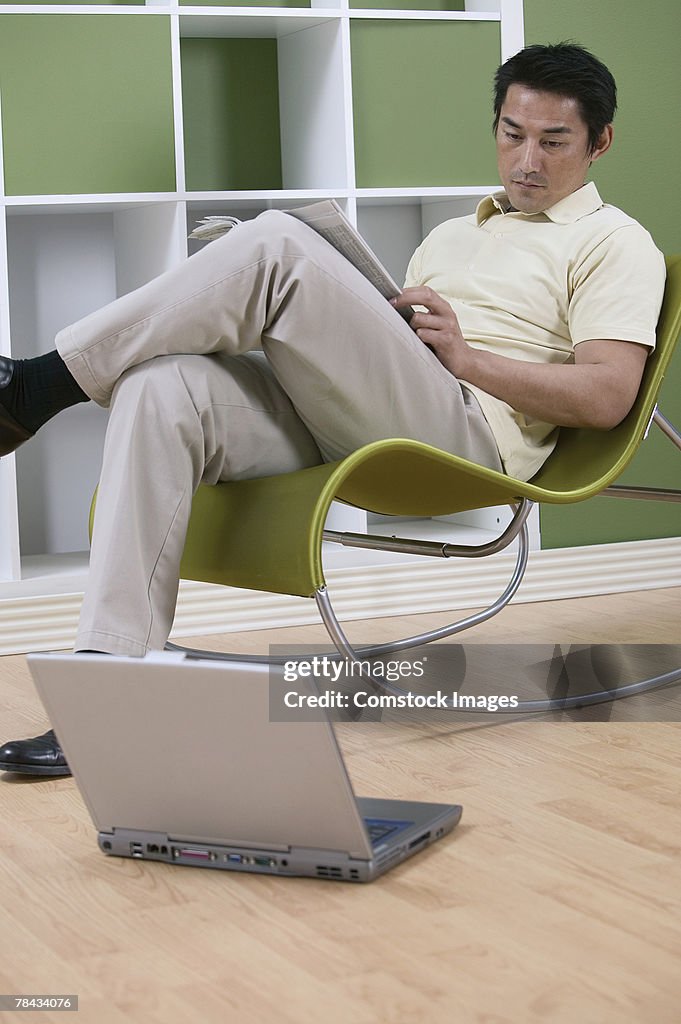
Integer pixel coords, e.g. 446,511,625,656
1,588,680,1024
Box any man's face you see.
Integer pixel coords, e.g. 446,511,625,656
495,84,612,214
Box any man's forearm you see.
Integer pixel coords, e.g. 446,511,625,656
460,345,638,430
392,287,649,432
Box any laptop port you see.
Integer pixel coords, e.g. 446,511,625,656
172,847,216,861
226,854,242,863
408,830,431,850
253,856,276,868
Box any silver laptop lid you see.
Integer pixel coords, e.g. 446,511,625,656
28,652,373,859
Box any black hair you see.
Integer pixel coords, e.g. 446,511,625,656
493,42,617,154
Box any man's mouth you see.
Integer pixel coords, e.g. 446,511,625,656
512,180,545,189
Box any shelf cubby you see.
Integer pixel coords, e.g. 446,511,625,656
181,37,283,191
5,203,186,561
0,14,176,197
180,16,351,191
350,19,500,187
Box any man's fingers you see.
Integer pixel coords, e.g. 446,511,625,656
409,309,444,332
392,286,445,312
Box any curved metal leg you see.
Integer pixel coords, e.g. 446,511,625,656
315,586,681,713
167,502,532,664
343,517,530,658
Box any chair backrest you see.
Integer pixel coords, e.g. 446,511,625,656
527,254,681,498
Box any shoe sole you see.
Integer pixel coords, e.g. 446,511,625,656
0,760,71,777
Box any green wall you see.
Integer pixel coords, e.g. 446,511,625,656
523,0,681,548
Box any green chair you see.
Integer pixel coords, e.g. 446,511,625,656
166,258,681,708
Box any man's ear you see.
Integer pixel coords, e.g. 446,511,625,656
589,124,614,165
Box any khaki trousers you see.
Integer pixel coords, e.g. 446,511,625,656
56,211,502,656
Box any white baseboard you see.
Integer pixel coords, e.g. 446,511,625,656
1,537,679,656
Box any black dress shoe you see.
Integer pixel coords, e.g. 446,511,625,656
0,357,34,457
0,729,71,777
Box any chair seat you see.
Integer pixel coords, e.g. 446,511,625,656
180,441,522,598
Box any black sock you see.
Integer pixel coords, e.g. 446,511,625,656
0,351,89,434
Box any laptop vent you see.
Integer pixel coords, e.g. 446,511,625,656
315,865,344,879
315,865,362,882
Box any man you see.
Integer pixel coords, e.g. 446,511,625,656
0,43,666,776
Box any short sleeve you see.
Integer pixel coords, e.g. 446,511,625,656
569,224,666,349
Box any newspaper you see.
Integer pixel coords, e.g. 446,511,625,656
189,200,413,320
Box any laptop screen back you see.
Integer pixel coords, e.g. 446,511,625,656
28,652,373,859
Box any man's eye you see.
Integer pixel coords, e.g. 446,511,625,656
543,140,564,148
505,132,522,141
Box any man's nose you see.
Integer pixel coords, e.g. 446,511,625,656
518,139,542,175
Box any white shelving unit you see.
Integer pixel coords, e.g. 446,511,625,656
0,0,541,652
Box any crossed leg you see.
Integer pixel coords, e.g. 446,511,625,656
61,210,501,655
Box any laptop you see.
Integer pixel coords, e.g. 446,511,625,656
28,651,462,882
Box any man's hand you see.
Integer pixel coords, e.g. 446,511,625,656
391,287,474,379
390,286,649,430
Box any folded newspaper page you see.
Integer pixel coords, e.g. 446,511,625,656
189,200,413,320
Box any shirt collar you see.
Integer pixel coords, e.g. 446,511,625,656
475,181,604,225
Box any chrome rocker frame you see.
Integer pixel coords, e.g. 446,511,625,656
168,410,681,714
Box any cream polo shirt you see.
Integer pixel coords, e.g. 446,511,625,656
404,181,666,480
